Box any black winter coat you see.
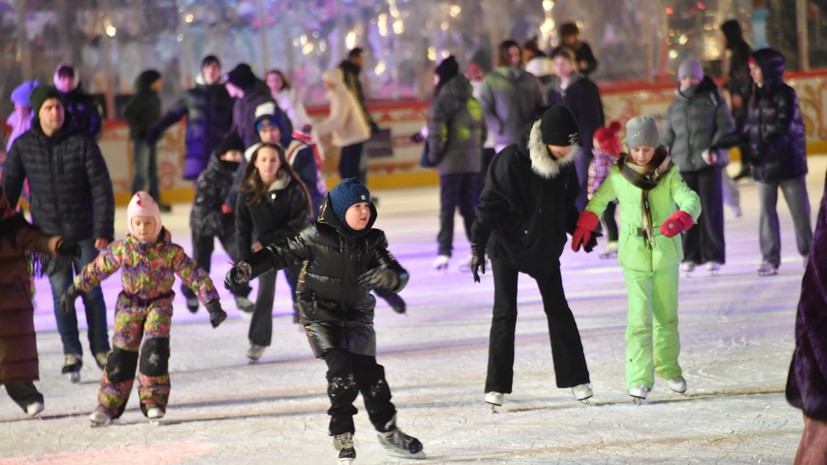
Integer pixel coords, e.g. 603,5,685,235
471,119,580,278
547,74,604,157
150,78,234,180
235,176,308,259
59,85,104,141
722,20,753,110
190,153,239,238
744,48,807,182
123,71,162,140
2,123,115,242
245,197,406,358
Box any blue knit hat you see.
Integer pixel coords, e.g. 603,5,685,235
11,80,38,106
329,178,371,224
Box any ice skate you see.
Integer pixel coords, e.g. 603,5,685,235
61,354,82,384
146,407,164,425
89,410,111,427
706,262,721,276
484,391,503,412
333,432,356,464
629,386,648,405
599,241,618,259
757,262,778,277
667,376,687,394
94,351,110,370
234,295,254,314
246,344,266,363
26,401,44,418
377,417,425,459
185,296,199,313
572,383,593,404
432,255,449,271
680,262,695,277
457,256,473,272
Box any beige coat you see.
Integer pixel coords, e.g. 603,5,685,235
312,68,371,148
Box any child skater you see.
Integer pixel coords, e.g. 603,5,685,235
181,132,254,314
235,143,312,362
0,185,78,417
590,120,622,258
225,178,424,463
571,116,701,403
61,192,227,426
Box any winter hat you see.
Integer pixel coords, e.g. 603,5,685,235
30,85,63,114
540,105,580,146
135,69,162,91
625,116,660,148
127,191,162,241
216,132,245,155
678,58,703,80
226,63,256,89
329,178,371,225
11,80,39,107
435,56,459,84
594,121,623,156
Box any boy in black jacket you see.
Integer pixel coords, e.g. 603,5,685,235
225,178,424,463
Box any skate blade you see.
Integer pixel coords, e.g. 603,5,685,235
380,446,426,460
578,398,592,405
149,419,161,426
337,458,354,465
598,252,617,259
66,372,81,384
90,419,111,428
631,397,646,405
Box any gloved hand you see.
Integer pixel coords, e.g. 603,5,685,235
60,285,81,314
224,262,252,292
572,211,600,252
471,242,486,283
57,241,81,257
701,146,718,165
205,300,227,328
410,132,424,143
357,266,405,291
221,204,234,215
660,210,694,238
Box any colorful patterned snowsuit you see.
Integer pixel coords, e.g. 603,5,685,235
74,232,219,418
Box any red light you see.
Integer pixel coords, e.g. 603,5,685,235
666,6,673,14
696,1,705,9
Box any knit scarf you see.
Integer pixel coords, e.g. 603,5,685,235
617,147,673,247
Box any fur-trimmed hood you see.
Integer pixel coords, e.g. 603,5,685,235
525,119,580,179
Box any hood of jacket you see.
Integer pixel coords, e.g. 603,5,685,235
125,226,171,249
752,48,785,95
675,75,717,99
523,119,580,179
53,63,80,91
317,193,377,238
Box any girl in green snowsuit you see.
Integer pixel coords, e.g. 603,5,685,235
572,116,701,401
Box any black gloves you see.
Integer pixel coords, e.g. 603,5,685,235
60,285,81,313
471,243,486,283
410,132,425,143
205,300,227,328
57,241,81,257
357,265,409,292
225,262,252,293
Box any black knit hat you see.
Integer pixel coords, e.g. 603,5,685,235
226,63,255,89
435,56,459,84
30,85,63,114
329,178,371,225
540,105,579,145
216,132,245,155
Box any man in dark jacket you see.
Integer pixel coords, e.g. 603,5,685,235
470,105,594,409
124,70,170,211
148,55,235,181
54,63,104,141
721,19,754,180
746,48,811,276
2,85,114,382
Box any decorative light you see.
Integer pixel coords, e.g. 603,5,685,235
345,31,358,49
449,4,461,17
542,0,553,12
392,19,404,35
427,46,436,61
375,61,386,75
678,34,688,45
669,50,679,59
104,19,116,37
184,13,194,23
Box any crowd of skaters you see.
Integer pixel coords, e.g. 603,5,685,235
0,17,825,463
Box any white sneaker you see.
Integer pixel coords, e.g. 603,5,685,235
629,385,649,400
26,401,44,417
89,410,111,427
146,407,165,420
572,383,593,401
432,255,450,270
667,376,687,394
757,262,778,277
484,391,503,406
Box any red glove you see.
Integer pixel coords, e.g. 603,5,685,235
572,211,600,252
221,203,233,215
660,210,693,237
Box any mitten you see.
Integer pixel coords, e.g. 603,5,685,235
221,204,234,215
224,262,252,292
60,285,81,314
357,265,407,292
57,241,81,257
471,242,486,283
572,211,600,252
205,300,227,328
660,210,694,237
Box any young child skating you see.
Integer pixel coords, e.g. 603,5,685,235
590,120,622,258
61,192,227,426
0,186,78,417
571,116,701,402
225,178,424,463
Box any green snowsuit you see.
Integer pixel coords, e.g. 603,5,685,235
585,155,701,391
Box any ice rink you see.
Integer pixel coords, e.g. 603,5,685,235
2,160,824,465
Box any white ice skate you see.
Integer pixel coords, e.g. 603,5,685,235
706,262,721,276
599,241,618,259
234,295,255,313
757,262,778,277
377,417,425,460
667,376,687,394
62,354,82,384
246,344,266,363
89,410,111,427
484,391,503,412
457,256,473,272
572,383,593,404
147,407,164,425
333,432,356,464
432,255,449,271
629,385,649,405
680,262,695,278
26,401,44,418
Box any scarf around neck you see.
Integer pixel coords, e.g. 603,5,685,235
617,147,673,247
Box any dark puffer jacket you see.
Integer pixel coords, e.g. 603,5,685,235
149,76,235,180
235,175,309,259
59,85,104,141
661,76,735,172
243,197,406,358
471,118,580,279
2,122,115,242
721,19,753,115
123,70,162,140
190,152,240,238
744,48,807,182
427,74,487,176
547,73,604,158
